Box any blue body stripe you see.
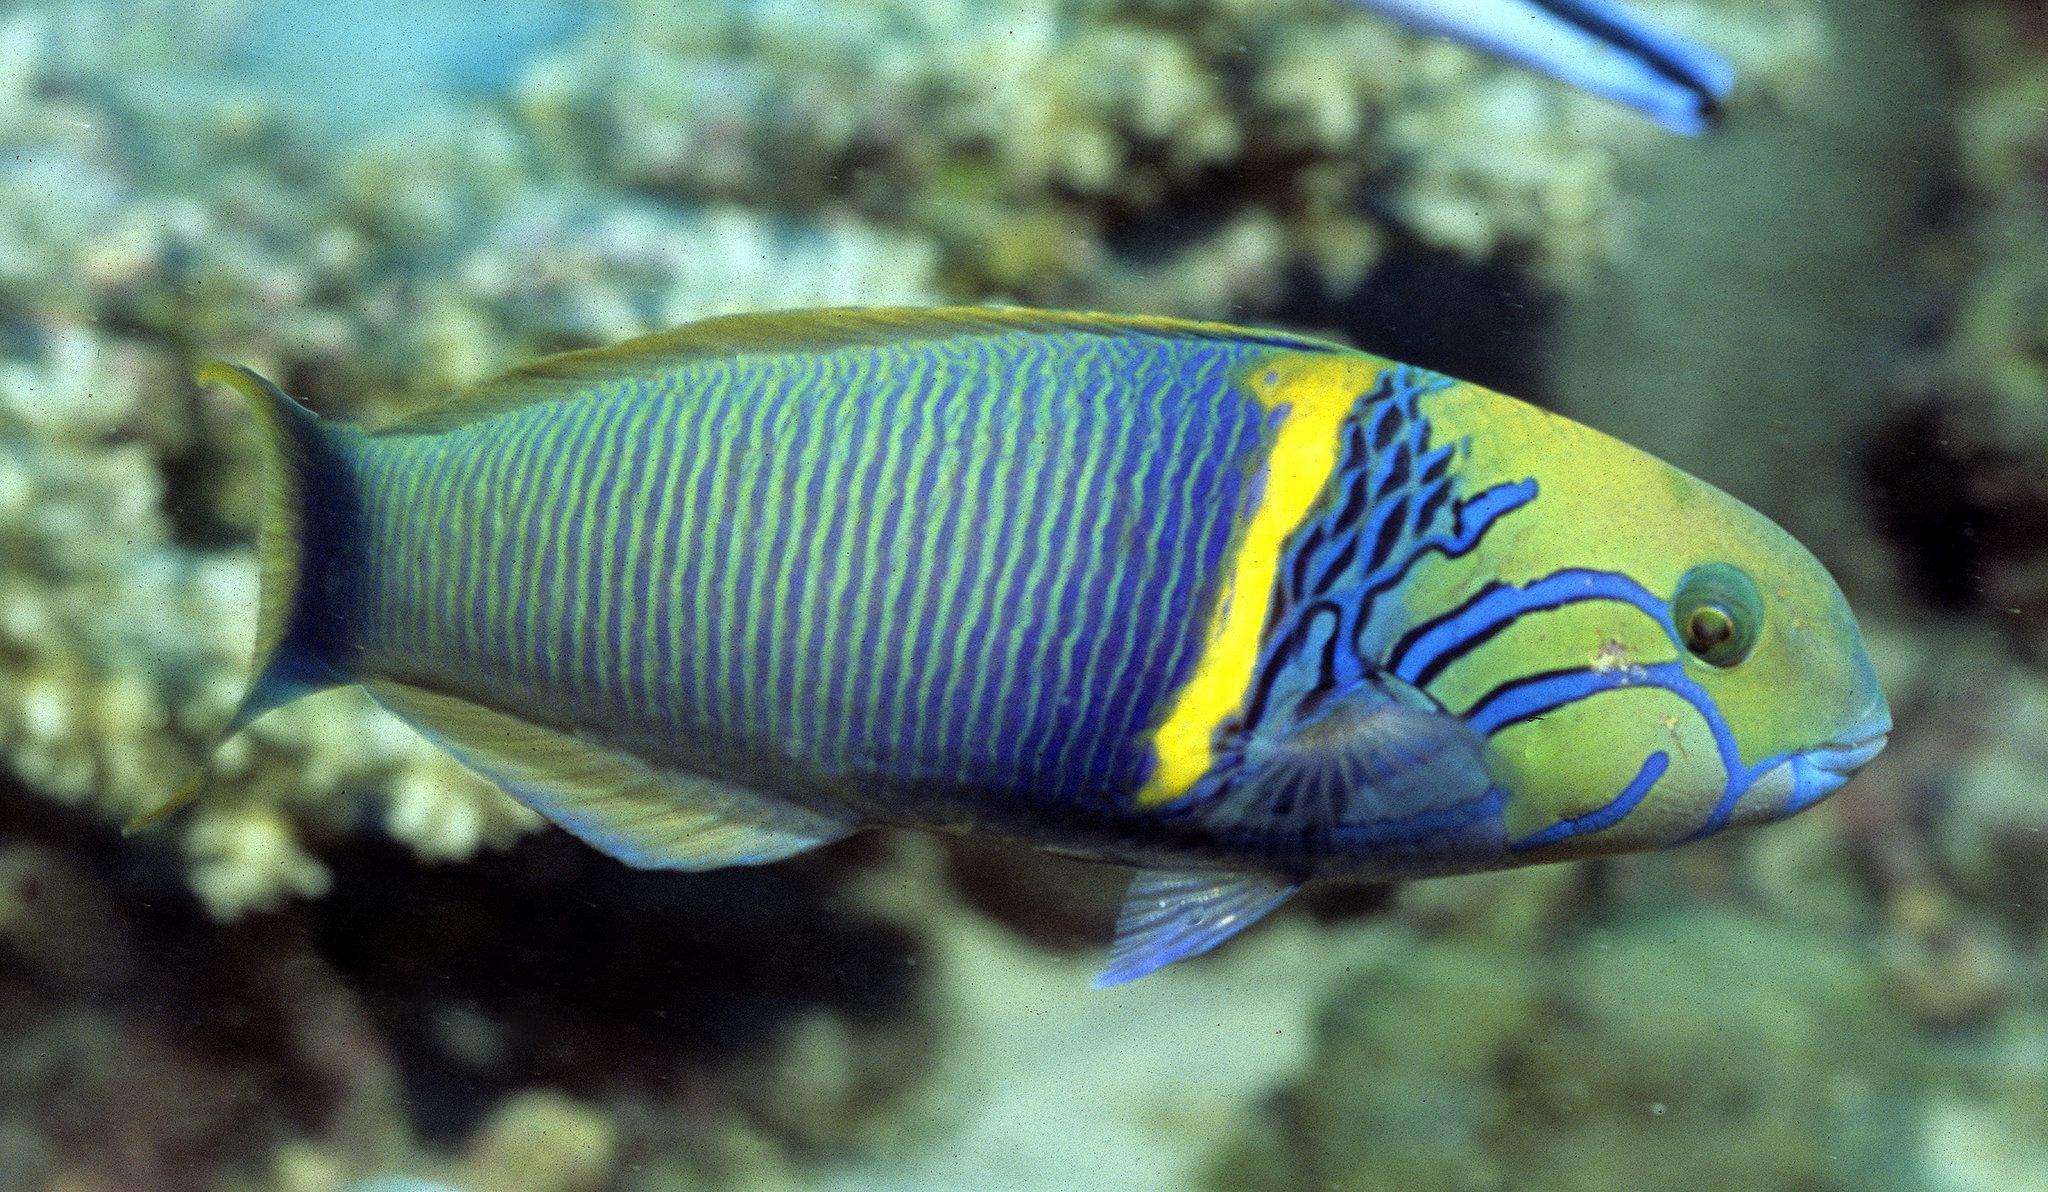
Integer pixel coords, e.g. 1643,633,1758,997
724,365,797,737
940,344,1045,778
339,331,1304,813
899,357,998,773
882,361,960,767
580,384,637,711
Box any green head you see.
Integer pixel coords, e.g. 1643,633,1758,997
1398,381,1890,861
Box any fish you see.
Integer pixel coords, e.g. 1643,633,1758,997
148,308,1889,985
1356,0,1735,136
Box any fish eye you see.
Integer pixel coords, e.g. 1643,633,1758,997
1672,563,1762,668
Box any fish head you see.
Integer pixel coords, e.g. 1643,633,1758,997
1405,384,1890,860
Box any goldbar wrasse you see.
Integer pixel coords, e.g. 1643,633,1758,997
149,308,1889,984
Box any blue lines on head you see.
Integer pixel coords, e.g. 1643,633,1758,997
1241,365,1533,731
1159,364,1536,863
1506,749,1668,851
1390,568,1798,849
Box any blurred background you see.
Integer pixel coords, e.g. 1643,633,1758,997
1,0,2044,1188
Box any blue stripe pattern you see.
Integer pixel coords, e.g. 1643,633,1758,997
339,331,1283,810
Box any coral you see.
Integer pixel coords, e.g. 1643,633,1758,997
0,807,404,1192
512,0,1815,315
0,797,939,1192
0,0,940,918
786,834,1387,1192
1215,910,1939,1192
452,1091,617,1192
0,311,532,917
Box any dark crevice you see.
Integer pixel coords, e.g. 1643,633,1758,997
1272,246,1553,401
310,831,920,1143
1861,400,2012,610
0,784,921,1156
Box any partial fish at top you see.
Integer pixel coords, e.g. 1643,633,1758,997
143,308,1888,985
1357,0,1735,135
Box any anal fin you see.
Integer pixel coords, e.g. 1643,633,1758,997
1096,868,1298,987
365,680,854,870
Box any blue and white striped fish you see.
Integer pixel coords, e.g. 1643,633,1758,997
153,309,1887,983
1358,0,1735,135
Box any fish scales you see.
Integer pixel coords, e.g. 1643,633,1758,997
335,329,1275,804
160,308,1890,984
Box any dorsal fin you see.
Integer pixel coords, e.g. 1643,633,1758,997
381,306,1348,434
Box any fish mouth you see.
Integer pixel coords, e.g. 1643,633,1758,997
1780,709,1892,816
1723,704,1891,830
1804,727,1891,780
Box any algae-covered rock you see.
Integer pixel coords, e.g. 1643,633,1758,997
1550,0,1942,567
514,0,1808,315
1219,910,1933,1192
1931,665,2048,928
1863,3,2048,655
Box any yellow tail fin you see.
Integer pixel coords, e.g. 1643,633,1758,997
127,362,342,833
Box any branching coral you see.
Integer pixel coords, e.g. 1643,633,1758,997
514,0,1819,314
0,1,939,916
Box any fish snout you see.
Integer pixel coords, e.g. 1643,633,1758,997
1805,718,1892,781
1779,699,1893,818
1723,701,1891,830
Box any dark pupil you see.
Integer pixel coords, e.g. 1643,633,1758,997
1688,607,1733,651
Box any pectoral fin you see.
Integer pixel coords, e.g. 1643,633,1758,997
1096,868,1299,987
1190,672,1501,861
365,680,854,870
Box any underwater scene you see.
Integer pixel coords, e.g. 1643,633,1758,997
1,0,2044,1187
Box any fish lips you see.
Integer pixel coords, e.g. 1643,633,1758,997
1727,706,1893,828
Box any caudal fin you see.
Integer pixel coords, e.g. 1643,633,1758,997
128,363,348,832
